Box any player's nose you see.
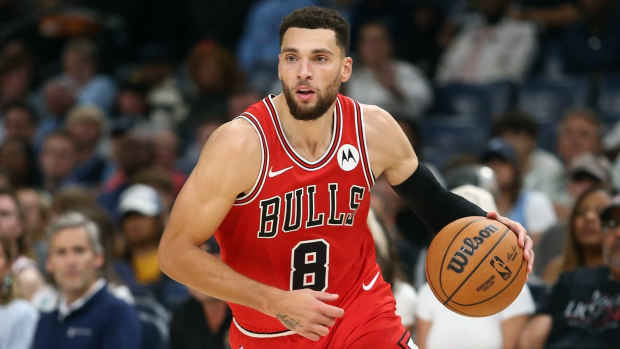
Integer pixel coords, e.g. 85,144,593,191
297,59,312,80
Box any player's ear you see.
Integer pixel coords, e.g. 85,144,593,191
340,56,352,83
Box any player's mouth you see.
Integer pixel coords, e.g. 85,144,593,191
296,86,315,101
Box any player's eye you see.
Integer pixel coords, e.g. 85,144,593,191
315,55,328,63
285,55,297,62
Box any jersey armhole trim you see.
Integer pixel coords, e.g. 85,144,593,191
354,100,376,188
233,113,269,206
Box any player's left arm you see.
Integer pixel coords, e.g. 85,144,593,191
363,105,534,272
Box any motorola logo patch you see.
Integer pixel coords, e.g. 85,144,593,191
337,144,359,172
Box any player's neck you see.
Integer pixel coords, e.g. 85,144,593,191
273,94,336,162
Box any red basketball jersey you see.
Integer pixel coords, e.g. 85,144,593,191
216,94,379,335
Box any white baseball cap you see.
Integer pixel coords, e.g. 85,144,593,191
118,184,163,217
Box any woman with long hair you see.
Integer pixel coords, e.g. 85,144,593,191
543,186,613,284
0,236,38,349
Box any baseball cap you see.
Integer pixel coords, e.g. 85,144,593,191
451,184,498,212
569,153,610,183
118,184,163,217
481,138,519,165
600,195,620,230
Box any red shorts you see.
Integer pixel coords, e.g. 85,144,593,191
228,274,417,349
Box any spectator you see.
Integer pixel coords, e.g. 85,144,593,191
37,79,76,140
481,138,557,240
518,193,620,349
237,0,315,92
57,38,117,112
368,210,417,333
183,40,242,129
32,212,142,349
98,130,155,217
556,109,603,168
0,189,54,309
543,186,613,284
398,3,447,77
0,101,39,146
493,110,564,204
178,118,224,174
227,87,261,118
347,20,433,120
16,188,51,272
114,184,188,310
153,129,187,194
39,131,78,193
0,137,41,188
0,42,35,110
0,236,38,349
415,184,535,349
436,0,538,84
555,109,606,217
65,105,111,187
510,0,580,30
416,283,535,349
534,155,613,277
169,238,231,349
131,168,177,213
559,0,620,74
565,153,611,206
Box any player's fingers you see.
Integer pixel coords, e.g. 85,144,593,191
309,324,330,337
298,331,320,342
315,313,337,327
320,303,345,318
313,291,339,301
488,212,527,247
524,237,535,272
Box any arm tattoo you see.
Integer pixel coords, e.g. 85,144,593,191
277,314,300,329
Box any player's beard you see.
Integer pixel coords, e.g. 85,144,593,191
282,75,341,121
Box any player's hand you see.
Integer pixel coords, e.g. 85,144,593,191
487,211,535,274
271,289,344,342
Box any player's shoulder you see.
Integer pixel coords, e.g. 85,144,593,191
359,103,404,142
206,117,262,155
359,103,396,129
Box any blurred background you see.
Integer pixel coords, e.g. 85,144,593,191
1,0,619,348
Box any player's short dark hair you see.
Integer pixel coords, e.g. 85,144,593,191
279,6,350,55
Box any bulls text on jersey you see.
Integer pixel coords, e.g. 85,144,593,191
257,183,365,238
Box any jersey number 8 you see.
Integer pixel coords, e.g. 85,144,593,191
290,239,329,291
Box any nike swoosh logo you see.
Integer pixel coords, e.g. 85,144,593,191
268,166,293,178
362,271,380,291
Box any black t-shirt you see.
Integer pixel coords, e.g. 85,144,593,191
538,266,620,349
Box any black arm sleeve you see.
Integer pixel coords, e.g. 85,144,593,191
393,163,487,236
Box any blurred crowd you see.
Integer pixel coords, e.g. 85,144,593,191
1,0,620,348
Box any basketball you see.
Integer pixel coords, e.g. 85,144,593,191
425,216,527,317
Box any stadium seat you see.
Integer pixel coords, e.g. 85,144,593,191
517,77,589,150
420,115,491,170
596,74,620,126
434,81,514,121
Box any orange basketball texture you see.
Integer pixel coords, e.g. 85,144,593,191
425,216,527,317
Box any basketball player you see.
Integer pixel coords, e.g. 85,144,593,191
158,7,535,348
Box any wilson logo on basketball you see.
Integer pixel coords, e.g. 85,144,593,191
447,224,499,273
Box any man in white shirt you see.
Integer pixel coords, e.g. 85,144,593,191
437,0,537,84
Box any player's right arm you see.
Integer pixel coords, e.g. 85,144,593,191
158,118,343,341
